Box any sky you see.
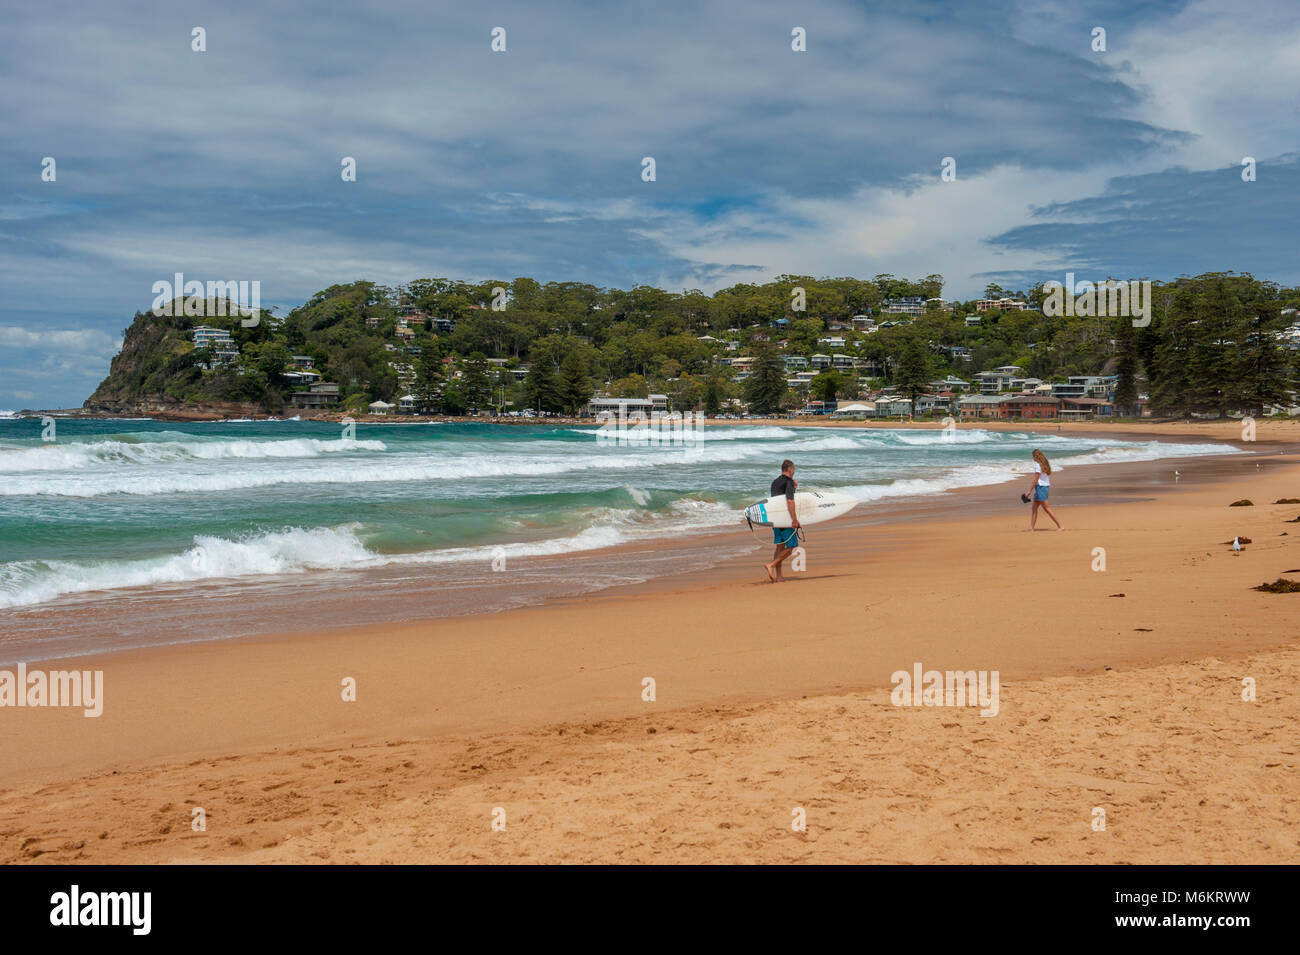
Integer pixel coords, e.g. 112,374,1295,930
2,0,1298,409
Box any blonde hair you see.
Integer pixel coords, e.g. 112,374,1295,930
1032,449,1051,475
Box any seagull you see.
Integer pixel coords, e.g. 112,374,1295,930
1174,470,1180,481
1233,537,1242,553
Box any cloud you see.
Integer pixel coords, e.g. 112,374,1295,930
2,0,1298,407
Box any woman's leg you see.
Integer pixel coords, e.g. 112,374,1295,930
1029,500,1039,529
1041,501,1063,529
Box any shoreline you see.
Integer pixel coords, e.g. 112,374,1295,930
0,440,1277,666
15,407,1300,438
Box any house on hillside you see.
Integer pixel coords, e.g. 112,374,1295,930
291,382,340,410
1000,395,1061,419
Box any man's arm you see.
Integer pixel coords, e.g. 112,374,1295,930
786,494,800,528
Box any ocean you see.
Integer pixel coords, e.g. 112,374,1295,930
0,417,1237,660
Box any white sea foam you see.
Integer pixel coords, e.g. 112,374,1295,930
0,441,767,497
0,436,387,473
891,429,999,446
0,499,742,608
568,425,798,441
0,525,375,609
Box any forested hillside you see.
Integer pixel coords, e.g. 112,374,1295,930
84,272,1300,417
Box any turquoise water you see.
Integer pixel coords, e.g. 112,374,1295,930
0,416,1236,614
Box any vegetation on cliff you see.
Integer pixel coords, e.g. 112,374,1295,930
85,272,1299,416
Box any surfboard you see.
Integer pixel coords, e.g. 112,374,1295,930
744,489,858,528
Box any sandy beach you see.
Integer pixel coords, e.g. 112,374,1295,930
1,422,1299,864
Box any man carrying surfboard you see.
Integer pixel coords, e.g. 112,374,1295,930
764,459,801,583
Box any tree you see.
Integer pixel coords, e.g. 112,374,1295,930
703,376,722,415
461,352,493,410
608,373,648,398
413,356,444,413
440,379,468,415
522,360,561,413
894,335,932,408
1113,317,1140,416
559,350,592,415
248,341,292,384
810,370,843,403
743,342,786,414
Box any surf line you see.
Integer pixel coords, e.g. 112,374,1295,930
0,663,104,717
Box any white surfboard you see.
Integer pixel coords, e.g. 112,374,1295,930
744,489,858,528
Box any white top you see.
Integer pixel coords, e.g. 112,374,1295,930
1034,462,1051,486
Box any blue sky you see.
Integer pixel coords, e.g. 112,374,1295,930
2,0,1298,408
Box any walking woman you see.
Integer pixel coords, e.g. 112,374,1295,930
1026,449,1063,531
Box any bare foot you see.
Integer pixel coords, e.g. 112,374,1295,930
764,563,777,582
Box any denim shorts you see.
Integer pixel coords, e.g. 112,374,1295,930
1033,485,1049,501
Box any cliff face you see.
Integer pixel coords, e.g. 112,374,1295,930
83,311,269,417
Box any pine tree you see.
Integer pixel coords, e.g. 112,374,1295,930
703,376,722,415
559,350,592,415
743,342,786,414
894,335,932,410
413,356,444,413
461,352,492,410
1113,316,1139,415
523,360,560,413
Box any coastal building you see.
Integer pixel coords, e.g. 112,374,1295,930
1051,375,1117,400
585,394,670,417
881,296,926,316
291,382,340,410
915,394,952,414
290,355,315,370
191,325,239,367
831,354,856,371
974,297,1029,312
873,396,913,416
367,400,395,415
811,353,832,369
851,314,876,331
818,336,847,349
974,370,1021,394
928,375,971,392
282,368,321,387
783,355,809,370
832,402,874,418
1059,397,1115,419
1000,395,1061,419
958,394,1007,419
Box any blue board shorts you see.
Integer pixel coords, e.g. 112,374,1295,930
1034,485,1050,501
774,527,799,547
